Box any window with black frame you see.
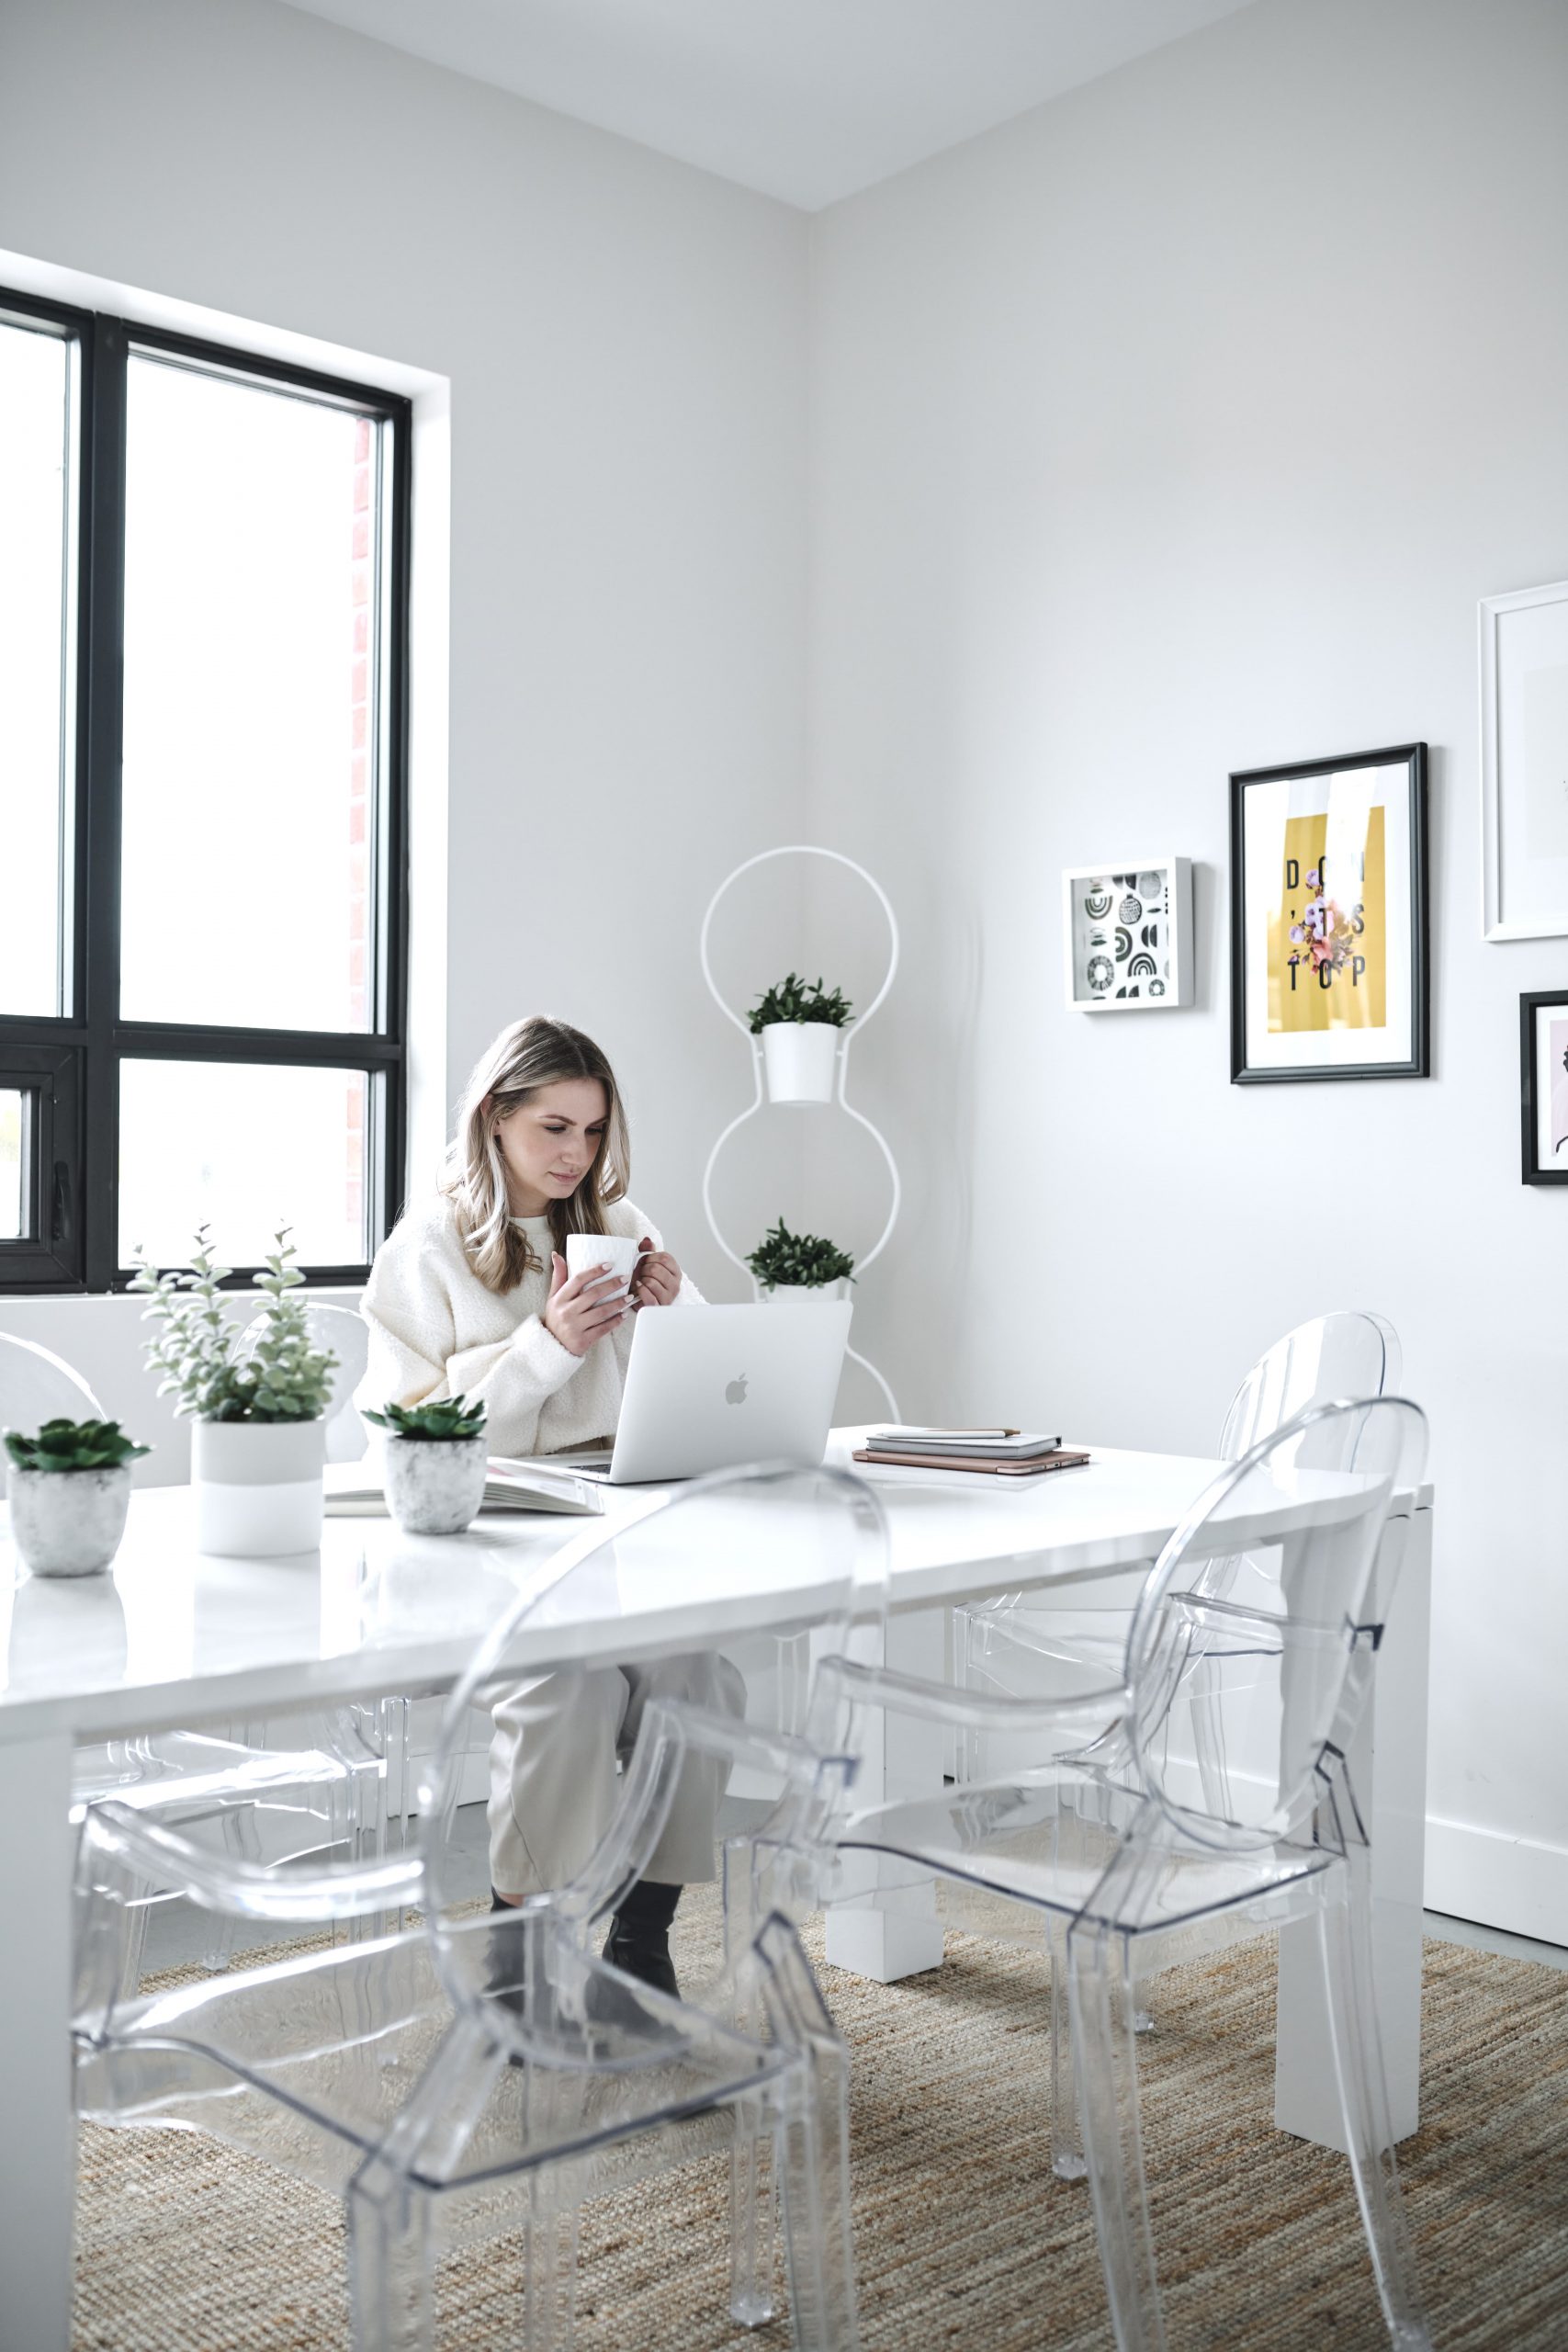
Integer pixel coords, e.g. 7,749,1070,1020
0,289,409,1293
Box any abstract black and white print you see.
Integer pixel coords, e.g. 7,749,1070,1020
1073,866,1173,1002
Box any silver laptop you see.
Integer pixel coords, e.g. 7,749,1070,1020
549,1301,852,1485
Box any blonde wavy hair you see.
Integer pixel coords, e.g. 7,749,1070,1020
442,1017,630,1295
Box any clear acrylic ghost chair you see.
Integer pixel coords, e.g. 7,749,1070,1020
807,1397,1430,2352
0,1335,386,1973
73,1459,889,2351
953,1313,1405,2043
953,1311,1404,1787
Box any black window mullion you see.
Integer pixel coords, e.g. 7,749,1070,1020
379,404,412,1245
114,1023,402,1069
80,315,129,1292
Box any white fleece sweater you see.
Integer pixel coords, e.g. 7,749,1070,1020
357,1193,702,1457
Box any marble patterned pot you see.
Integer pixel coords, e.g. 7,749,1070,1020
192,1419,326,1557
382,1433,489,1535
6,1464,132,1577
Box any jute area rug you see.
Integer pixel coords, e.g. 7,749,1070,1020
73,1906,1568,2352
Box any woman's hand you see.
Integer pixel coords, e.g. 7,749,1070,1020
544,1253,627,1358
631,1236,682,1309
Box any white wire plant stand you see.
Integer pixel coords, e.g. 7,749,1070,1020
699,844,902,1421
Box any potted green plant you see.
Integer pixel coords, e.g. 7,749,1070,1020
747,971,853,1103
2,1419,151,1577
130,1225,338,1557
744,1217,855,1303
362,1395,489,1536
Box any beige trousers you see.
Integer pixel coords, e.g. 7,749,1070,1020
487,1651,747,1900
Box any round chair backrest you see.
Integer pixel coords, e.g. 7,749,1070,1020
416,1459,890,2013
238,1302,369,1462
0,1336,105,1493
1125,1395,1427,1850
1220,1311,1402,1460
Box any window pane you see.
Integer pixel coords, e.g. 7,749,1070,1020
118,1062,370,1269
0,1091,23,1240
119,356,386,1031
0,319,73,1016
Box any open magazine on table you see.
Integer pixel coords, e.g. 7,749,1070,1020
323,1456,607,1520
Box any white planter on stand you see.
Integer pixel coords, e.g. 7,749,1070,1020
701,846,903,1419
760,1023,840,1104
761,1279,851,1305
6,1464,132,1577
192,1419,326,1557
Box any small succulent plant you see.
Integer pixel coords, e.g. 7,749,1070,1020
364,1395,488,1442
4,1419,151,1474
745,1218,855,1291
747,972,853,1034
130,1225,337,1423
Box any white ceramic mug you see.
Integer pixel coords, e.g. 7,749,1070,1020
564,1232,648,1304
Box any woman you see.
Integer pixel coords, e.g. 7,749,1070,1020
360,1014,741,1992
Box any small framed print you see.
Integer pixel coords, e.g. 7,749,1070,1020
1520,990,1568,1185
1229,743,1429,1084
1063,857,1192,1011
1481,580,1568,941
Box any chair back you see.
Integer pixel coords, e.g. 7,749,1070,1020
0,1335,106,1493
1124,1396,1427,1850
1220,1311,1401,1458
239,1302,368,1461
416,1460,889,2019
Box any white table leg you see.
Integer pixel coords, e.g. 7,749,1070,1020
825,1605,946,1982
0,1728,76,2349
1275,1502,1430,2148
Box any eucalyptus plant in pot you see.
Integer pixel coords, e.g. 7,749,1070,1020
744,1218,855,1303
747,971,853,1103
3,1419,150,1577
131,1226,338,1557
363,1395,489,1536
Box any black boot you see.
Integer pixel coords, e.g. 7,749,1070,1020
603,1879,681,1996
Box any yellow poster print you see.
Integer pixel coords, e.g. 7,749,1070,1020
1266,805,1385,1033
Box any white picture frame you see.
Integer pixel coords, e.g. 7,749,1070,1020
1481,579,1568,941
1062,856,1192,1011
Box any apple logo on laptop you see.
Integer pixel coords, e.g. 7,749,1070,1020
725,1374,748,1405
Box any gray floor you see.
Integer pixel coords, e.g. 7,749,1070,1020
141,1802,1568,1976
1423,1907,1568,1973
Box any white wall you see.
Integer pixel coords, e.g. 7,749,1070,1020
0,0,812,1456
2,0,1563,1939
806,0,1568,1939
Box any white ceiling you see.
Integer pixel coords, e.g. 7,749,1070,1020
276,0,1256,210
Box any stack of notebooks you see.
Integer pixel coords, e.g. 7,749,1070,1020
851,1427,1089,1477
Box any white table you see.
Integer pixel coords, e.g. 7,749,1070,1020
0,1432,1432,2350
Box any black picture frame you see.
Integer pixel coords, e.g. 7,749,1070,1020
1520,990,1568,1186
1228,742,1429,1085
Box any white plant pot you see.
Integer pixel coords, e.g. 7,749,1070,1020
760,1023,840,1104
192,1419,325,1557
382,1433,489,1536
761,1278,851,1305
6,1464,132,1577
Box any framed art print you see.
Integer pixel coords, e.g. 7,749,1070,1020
1481,580,1568,940
1062,857,1192,1010
1229,743,1428,1084
1520,990,1568,1185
